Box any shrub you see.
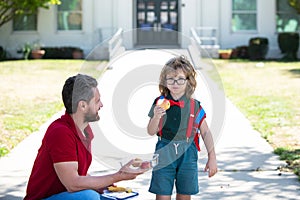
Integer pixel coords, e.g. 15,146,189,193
278,32,299,61
248,37,269,61
0,46,7,61
230,45,249,59
41,47,83,59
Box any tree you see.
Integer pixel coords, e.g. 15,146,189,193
289,0,300,14
0,0,61,28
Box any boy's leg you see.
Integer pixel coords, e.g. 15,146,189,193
43,189,100,200
156,195,172,200
175,143,199,195
176,193,191,200
149,140,177,196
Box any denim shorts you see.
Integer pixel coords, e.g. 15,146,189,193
149,138,199,195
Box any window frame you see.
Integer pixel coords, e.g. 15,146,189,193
276,0,300,33
12,13,38,32
56,0,83,32
231,0,258,33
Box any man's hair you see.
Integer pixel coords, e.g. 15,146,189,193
62,74,98,114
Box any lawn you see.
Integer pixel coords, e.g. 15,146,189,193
0,59,105,156
213,59,300,178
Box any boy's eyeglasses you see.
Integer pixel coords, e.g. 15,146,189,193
166,78,187,85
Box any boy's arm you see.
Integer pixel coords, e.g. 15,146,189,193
199,120,218,177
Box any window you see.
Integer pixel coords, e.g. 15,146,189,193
57,0,82,31
231,0,257,32
276,0,300,32
13,14,37,31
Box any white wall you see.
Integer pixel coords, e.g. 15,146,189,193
115,0,134,49
0,0,298,59
219,0,242,49
258,0,281,58
217,0,297,58
181,0,197,47
198,0,219,28
0,0,113,58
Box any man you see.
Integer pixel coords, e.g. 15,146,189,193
24,74,146,200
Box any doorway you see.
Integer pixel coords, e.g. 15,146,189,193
135,0,179,46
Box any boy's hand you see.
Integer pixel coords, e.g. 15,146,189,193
204,156,218,177
153,105,166,119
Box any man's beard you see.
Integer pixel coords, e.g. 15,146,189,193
84,110,100,123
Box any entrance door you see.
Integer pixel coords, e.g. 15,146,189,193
136,0,179,46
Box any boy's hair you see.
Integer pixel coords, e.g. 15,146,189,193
159,55,197,98
62,74,98,114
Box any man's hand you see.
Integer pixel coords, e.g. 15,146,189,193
117,159,149,181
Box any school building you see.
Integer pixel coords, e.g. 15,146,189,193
0,0,299,59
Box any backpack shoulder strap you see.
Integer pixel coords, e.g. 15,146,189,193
186,98,204,151
193,106,202,151
194,102,206,151
186,98,195,142
158,116,163,140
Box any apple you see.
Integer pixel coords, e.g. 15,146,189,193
156,97,170,110
160,99,170,110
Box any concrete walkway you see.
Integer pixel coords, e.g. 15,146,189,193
0,49,299,200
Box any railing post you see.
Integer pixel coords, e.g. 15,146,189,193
190,27,220,58
108,28,124,60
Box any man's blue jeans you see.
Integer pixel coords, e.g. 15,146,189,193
43,189,102,200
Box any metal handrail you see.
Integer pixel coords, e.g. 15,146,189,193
190,27,218,46
190,27,220,59
190,27,202,45
108,28,123,60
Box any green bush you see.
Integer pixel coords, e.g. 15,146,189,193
278,32,299,61
40,47,83,59
230,45,249,59
248,37,269,61
0,46,6,61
